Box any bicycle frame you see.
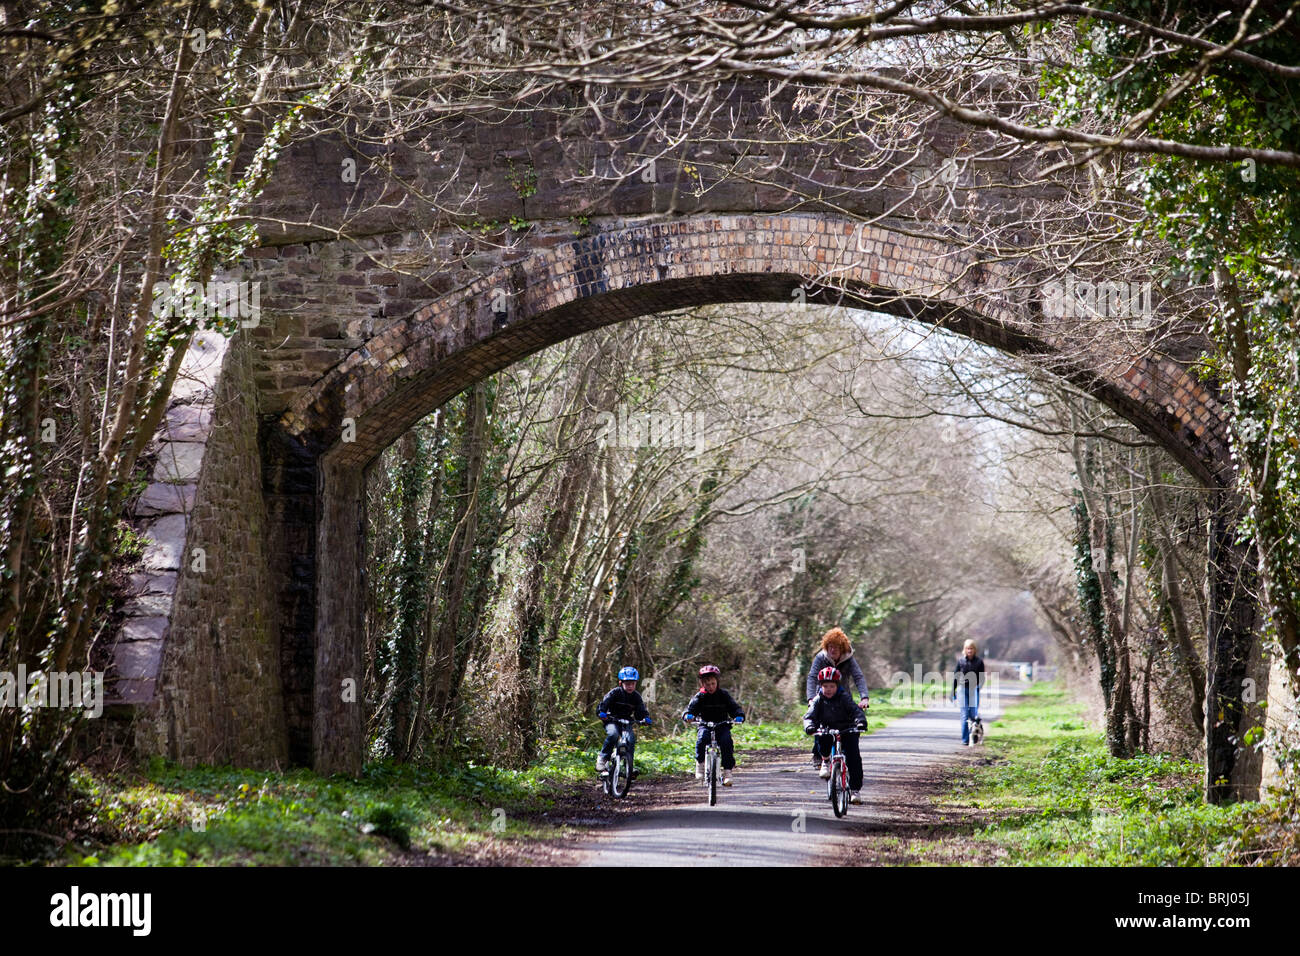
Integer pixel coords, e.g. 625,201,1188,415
814,725,860,817
690,719,733,806
602,718,637,798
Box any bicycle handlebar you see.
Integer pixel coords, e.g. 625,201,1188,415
685,718,735,727
811,725,863,735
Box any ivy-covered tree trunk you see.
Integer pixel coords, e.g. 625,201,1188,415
1072,435,1141,759
1204,498,1258,804
1073,494,1115,712
0,107,62,837
387,430,427,760
1218,270,1300,716
1091,503,1137,760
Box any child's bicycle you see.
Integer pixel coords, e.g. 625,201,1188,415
814,725,862,818
967,714,984,744
600,717,643,798
688,718,735,806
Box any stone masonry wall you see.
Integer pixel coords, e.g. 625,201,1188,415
117,329,288,767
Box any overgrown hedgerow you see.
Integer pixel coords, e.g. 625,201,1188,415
935,683,1293,866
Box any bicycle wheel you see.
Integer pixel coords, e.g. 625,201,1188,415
707,749,718,806
602,754,613,795
831,759,848,818
612,750,631,798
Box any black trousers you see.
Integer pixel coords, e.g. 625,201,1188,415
695,724,736,769
815,732,863,790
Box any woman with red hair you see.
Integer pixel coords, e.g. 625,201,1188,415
805,628,869,774
805,628,870,707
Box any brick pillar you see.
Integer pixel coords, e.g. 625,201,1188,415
261,423,321,766
312,456,366,775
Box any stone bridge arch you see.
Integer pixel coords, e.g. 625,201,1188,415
260,211,1231,773
104,80,1260,795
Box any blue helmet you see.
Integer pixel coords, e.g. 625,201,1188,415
618,666,639,681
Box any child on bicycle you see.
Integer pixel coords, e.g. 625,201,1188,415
682,665,745,785
596,666,652,774
803,666,867,804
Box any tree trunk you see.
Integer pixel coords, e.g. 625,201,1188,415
1073,434,1138,758
1204,496,1258,804
423,384,489,746
1145,453,1206,736
1141,645,1153,753
389,430,425,760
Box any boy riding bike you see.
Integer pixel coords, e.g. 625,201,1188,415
682,665,745,785
596,666,652,774
804,666,867,804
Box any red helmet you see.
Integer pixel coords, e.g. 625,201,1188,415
817,666,842,683
698,665,721,681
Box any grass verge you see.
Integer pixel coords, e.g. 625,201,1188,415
58,754,588,866
51,685,925,866
927,682,1270,866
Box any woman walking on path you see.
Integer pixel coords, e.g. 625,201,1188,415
805,628,869,765
951,639,985,746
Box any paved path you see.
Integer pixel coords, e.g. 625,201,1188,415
575,683,1019,866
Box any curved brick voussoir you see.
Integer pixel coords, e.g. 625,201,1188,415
278,213,1231,487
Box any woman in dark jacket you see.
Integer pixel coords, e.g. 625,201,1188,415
805,627,869,766
805,627,870,706
951,639,985,745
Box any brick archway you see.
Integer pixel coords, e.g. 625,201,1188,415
261,211,1232,773
104,74,1264,798
284,213,1229,475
